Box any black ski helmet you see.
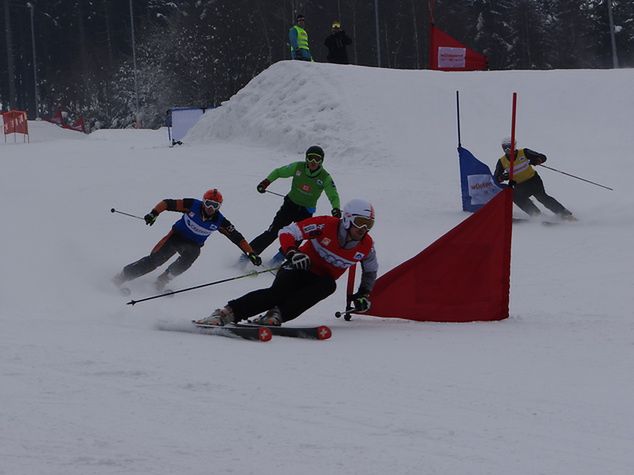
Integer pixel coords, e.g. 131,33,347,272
305,145,325,161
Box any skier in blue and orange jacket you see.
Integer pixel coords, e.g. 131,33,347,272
113,189,261,291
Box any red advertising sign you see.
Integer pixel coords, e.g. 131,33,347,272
429,25,488,71
2,111,29,142
2,111,29,134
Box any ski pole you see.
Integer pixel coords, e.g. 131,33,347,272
265,190,285,198
456,90,462,147
336,265,357,321
538,164,613,191
111,208,145,220
126,267,280,306
334,308,354,321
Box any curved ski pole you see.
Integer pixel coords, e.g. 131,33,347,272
126,267,280,306
265,190,286,198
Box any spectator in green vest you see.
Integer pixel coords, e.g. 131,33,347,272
289,14,312,61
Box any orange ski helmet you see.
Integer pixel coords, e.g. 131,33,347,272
202,188,223,213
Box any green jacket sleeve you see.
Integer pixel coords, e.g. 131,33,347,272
266,162,300,182
323,174,341,209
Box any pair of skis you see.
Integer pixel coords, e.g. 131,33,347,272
512,217,578,226
191,321,332,342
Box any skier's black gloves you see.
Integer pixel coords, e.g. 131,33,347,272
351,291,371,313
257,179,271,194
286,249,311,270
331,208,342,218
248,253,262,266
144,213,157,226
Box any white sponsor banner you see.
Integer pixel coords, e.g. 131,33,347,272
171,108,206,142
438,47,466,69
467,174,501,205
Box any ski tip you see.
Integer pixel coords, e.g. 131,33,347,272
316,325,332,340
257,327,273,342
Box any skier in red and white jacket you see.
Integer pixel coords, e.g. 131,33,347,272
198,199,379,326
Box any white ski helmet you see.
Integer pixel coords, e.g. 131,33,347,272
342,199,375,230
501,136,516,152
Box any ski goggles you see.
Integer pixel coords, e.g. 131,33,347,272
350,215,374,231
306,154,323,164
203,199,221,211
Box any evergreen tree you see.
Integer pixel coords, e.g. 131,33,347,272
543,0,595,68
470,0,515,70
507,0,550,69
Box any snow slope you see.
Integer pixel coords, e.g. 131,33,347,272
1,62,632,475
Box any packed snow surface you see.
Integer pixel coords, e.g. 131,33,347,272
1,61,633,474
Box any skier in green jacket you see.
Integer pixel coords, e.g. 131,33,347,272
248,145,341,264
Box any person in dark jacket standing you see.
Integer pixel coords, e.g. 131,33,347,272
324,20,352,64
494,137,576,220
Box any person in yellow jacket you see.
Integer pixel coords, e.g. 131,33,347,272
494,137,576,220
289,14,312,61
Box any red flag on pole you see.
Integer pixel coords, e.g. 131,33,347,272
429,24,488,71
364,188,513,322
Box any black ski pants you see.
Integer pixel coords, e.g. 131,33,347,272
513,174,571,217
228,268,337,322
249,196,312,255
123,231,201,280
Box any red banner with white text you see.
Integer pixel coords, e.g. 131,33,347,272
2,111,29,135
429,24,488,71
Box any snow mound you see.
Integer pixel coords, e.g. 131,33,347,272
187,63,634,188
187,61,388,163
0,120,86,144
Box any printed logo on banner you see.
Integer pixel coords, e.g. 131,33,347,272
467,174,501,205
438,47,466,68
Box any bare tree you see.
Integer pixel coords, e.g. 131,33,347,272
3,0,17,109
